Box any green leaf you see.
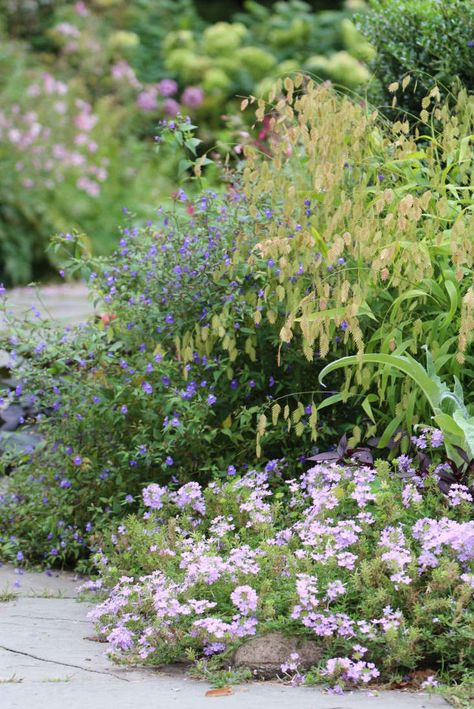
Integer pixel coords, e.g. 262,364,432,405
433,413,464,438
319,353,442,411
452,411,474,459
316,392,346,411
378,411,405,449
361,394,377,424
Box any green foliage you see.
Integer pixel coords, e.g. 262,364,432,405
319,350,474,462
356,0,474,115
163,0,373,115
241,78,474,447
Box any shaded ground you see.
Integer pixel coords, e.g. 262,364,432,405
0,565,449,709
0,284,94,455
0,283,93,332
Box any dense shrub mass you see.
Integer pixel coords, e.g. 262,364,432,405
356,0,474,115
87,457,473,688
0,40,173,284
0,82,473,571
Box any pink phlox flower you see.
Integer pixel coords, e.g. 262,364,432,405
379,526,413,587
142,483,168,510
325,579,346,602
402,483,423,508
209,515,235,538
230,585,258,615
447,483,473,507
173,482,206,515
227,545,262,576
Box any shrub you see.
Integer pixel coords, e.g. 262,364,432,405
0,186,340,567
161,0,373,129
1,80,473,566
0,32,203,285
356,0,474,115
239,78,474,448
87,457,474,687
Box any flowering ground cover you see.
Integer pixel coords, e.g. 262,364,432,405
86,456,473,692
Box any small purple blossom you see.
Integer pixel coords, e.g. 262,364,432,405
142,381,153,395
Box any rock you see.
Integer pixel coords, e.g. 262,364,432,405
232,632,322,678
0,428,43,454
0,403,26,431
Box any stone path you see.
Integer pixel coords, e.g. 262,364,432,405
0,565,449,709
0,283,93,338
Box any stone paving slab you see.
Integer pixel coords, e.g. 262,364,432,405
0,564,449,709
0,564,83,598
0,679,449,709
0,284,93,331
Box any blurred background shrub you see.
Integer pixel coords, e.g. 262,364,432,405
356,0,474,115
0,0,472,285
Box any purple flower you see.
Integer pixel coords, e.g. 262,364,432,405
136,87,159,112
107,626,134,651
203,642,226,656
142,381,153,395
181,86,204,109
227,465,236,476
16,551,24,561
143,483,167,510
207,394,217,405
165,456,174,466
230,585,258,615
158,79,178,96
73,455,82,466
163,98,180,116
430,429,444,448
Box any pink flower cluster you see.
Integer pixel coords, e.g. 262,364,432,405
1,75,107,198
321,656,380,693
89,461,474,684
109,61,204,117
